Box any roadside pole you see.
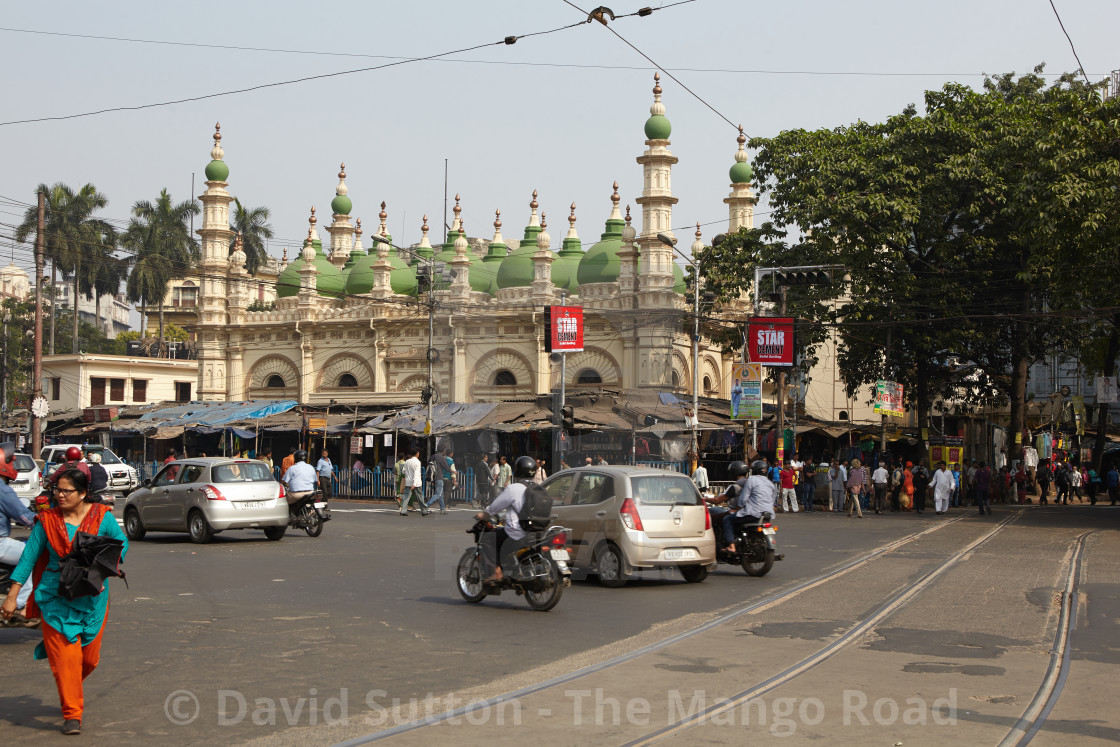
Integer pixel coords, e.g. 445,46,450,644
31,191,45,458
775,286,788,466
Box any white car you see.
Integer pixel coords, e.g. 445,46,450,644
11,453,41,509
41,444,140,498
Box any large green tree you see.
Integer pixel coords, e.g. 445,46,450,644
229,198,274,276
14,182,116,354
122,189,200,343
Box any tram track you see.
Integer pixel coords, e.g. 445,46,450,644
623,511,1020,746
998,531,1093,747
336,514,974,746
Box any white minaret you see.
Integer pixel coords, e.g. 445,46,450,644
451,216,472,301
197,122,234,401
531,212,555,304
636,73,679,308
372,202,393,297
724,126,756,232
327,163,355,267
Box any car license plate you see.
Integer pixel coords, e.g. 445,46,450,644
762,528,776,535
550,549,570,561
313,502,327,508
238,501,265,509
13,479,27,486
663,548,698,561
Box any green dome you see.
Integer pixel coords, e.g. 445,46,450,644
331,194,353,216
672,262,687,294
474,238,507,296
552,235,583,294
576,216,625,286
730,161,754,184
389,253,417,296
204,159,229,182
276,250,306,299
496,224,543,290
311,241,344,297
342,245,370,295
644,114,672,140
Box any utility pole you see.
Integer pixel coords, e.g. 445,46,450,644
690,261,700,475
32,192,45,458
775,286,788,466
426,263,435,462
880,325,892,453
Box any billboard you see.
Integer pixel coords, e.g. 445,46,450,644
545,306,584,353
874,380,904,417
747,317,794,366
731,363,762,421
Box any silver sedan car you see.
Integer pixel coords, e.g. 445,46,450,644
123,458,289,544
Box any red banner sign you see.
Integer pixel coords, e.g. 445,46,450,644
747,317,794,366
545,306,584,353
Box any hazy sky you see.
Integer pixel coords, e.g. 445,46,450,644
1,0,1116,304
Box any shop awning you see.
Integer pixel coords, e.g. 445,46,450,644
117,400,299,434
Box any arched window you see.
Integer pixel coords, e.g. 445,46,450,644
576,369,602,385
338,373,358,388
266,374,286,388
671,370,681,391
838,410,849,421
702,375,714,395
493,370,517,387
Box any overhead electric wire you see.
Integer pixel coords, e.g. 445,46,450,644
1046,0,1092,86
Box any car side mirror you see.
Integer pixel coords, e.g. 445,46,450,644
141,479,151,488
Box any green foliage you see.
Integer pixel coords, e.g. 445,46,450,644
247,300,276,312
230,199,275,276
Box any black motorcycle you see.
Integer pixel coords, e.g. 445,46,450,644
709,509,784,576
456,518,572,611
287,489,331,537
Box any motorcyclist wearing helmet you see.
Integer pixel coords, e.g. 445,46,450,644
0,442,37,626
86,452,109,496
282,449,318,512
45,446,92,488
475,455,536,583
722,460,776,554
704,460,748,537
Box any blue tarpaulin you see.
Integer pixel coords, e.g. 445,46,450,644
121,400,299,432
362,403,499,435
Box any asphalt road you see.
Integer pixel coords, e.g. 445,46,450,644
2,500,1118,746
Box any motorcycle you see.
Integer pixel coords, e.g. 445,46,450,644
287,489,331,537
456,517,572,611
709,509,784,576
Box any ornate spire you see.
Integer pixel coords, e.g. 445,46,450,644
452,193,462,232
529,189,540,227
280,247,288,272
566,203,579,240
729,124,754,184
331,163,352,215
337,163,348,194
355,216,362,238
651,73,664,115
204,122,230,182
378,201,388,237
418,214,433,249
352,217,364,254
491,209,504,245
622,204,636,242
691,222,703,255
453,217,469,255
211,122,224,161
644,72,672,140
609,181,623,221
307,206,319,242
538,213,551,250
302,226,316,262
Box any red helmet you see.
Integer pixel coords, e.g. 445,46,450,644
65,446,84,462
0,460,16,482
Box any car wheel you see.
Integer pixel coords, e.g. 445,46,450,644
679,564,708,583
124,509,146,541
595,544,628,588
188,510,214,544
263,526,286,541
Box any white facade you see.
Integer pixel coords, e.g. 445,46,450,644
41,354,199,413
51,285,132,337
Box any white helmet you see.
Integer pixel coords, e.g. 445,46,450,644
87,452,102,463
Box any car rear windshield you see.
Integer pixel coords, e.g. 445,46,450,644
211,462,275,483
631,475,702,506
84,447,122,465
14,455,36,472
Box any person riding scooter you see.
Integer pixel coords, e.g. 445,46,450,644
718,460,775,554
705,460,748,541
281,449,318,514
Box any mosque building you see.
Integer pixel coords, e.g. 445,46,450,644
191,75,757,415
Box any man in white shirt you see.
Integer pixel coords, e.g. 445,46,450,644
692,463,709,491
399,449,429,516
316,449,333,499
477,455,535,582
871,462,890,514
931,461,955,515
828,460,847,513
282,450,318,514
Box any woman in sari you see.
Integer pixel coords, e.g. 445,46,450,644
1,468,128,735
900,461,915,510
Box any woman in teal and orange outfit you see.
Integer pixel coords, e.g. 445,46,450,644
1,468,128,736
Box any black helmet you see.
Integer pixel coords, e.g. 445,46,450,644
751,460,768,476
513,455,537,479
294,449,308,463
727,460,748,478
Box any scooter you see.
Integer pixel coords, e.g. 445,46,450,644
709,509,784,576
287,489,331,537
456,517,572,611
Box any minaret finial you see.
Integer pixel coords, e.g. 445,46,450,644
309,206,317,226
565,202,579,241
691,222,704,256
540,213,547,230
494,209,502,230
281,247,288,262
528,189,540,228
653,72,661,95
695,221,702,239
611,181,620,204
625,205,632,225
421,214,430,238
355,217,362,238
210,122,225,161
530,190,539,210
569,203,577,227
378,201,388,236
649,72,666,118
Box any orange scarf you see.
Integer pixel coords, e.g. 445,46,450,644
24,503,110,619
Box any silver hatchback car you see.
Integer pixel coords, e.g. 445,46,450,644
123,458,289,544
543,466,716,586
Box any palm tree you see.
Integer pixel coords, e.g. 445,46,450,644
122,189,199,344
14,183,112,354
81,250,130,336
230,199,274,276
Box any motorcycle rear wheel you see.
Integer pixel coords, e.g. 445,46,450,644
741,540,775,577
456,550,486,603
524,557,563,611
302,506,323,537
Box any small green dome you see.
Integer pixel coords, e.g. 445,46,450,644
276,251,306,298
730,161,754,184
553,235,583,294
496,224,543,290
389,253,417,296
644,114,671,140
475,239,507,296
672,262,687,294
311,241,345,298
342,245,371,295
204,159,229,182
331,194,353,216
577,215,625,286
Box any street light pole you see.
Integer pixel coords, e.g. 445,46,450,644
32,191,45,458
658,232,701,473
